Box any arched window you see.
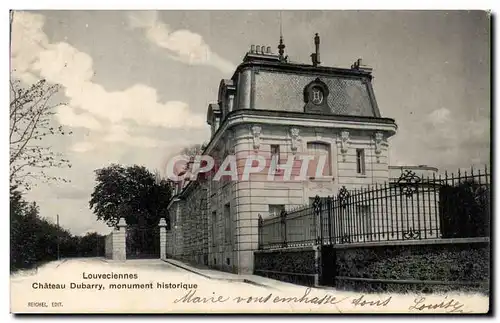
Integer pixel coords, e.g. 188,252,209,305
306,142,332,177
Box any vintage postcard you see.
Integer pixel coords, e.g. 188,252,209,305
9,9,491,314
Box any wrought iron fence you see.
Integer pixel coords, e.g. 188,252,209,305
258,166,490,249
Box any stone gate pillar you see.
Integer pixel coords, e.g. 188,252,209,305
158,218,167,260
113,217,127,261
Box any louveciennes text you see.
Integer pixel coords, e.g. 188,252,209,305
31,272,140,291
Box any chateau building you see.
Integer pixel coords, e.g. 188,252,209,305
166,35,407,274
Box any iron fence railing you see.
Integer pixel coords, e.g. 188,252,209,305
258,165,490,250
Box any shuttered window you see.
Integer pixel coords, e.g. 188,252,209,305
306,142,332,177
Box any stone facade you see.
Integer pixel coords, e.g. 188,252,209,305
166,39,399,274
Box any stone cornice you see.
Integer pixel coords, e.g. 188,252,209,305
206,109,396,160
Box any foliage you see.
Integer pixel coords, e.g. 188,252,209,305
334,242,489,294
10,79,72,191
180,143,207,158
173,142,209,181
439,179,490,238
89,164,172,228
10,186,106,271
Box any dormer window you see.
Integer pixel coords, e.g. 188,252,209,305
206,103,221,138
218,79,236,119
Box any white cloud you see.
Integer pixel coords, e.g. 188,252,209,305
127,11,235,74
428,107,451,125
103,124,161,148
71,142,95,153
11,11,206,147
57,106,102,130
10,11,48,83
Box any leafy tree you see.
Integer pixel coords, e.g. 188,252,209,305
89,164,172,227
439,179,490,238
10,79,72,191
10,185,107,271
77,232,106,257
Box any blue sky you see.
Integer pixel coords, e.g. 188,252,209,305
10,10,490,235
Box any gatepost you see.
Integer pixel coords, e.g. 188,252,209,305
158,218,167,260
113,217,127,261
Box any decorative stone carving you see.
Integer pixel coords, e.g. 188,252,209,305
303,78,330,114
290,128,300,155
374,132,384,163
251,125,262,152
340,131,350,161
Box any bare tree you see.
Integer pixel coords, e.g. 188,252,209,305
10,78,72,190
180,143,207,159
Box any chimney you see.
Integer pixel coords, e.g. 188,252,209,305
314,33,321,65
266,46,271,54
261,45,265,54
250,44,255,53
278,36,286,62
350,58,373,73
256,45,261,53
311,33,321,67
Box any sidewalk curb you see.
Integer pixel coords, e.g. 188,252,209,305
162,259,212,280
162,259,271,289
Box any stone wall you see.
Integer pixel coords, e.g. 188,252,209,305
103,220,127,261
333,238,490,294
208,181,236,272
253,247,319,286
105,233,113,259
181,184,209,266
